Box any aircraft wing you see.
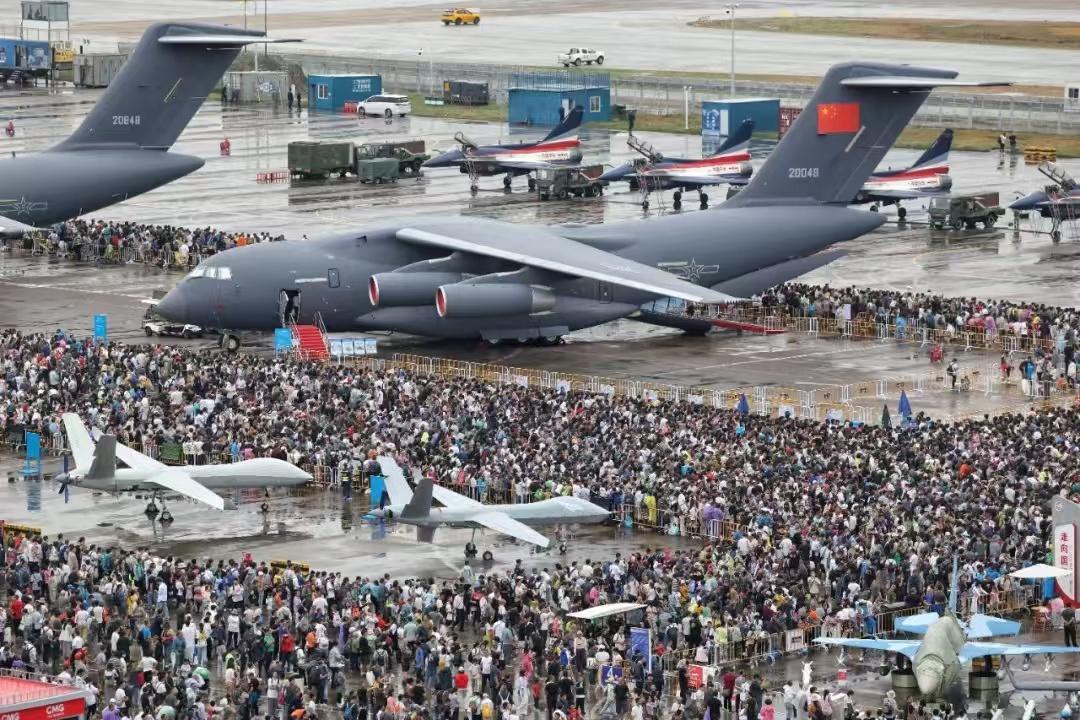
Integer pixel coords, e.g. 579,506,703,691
814,637,922,659
375,455,414,506
895,611,942,635
430,483,483,509
0,214,40,236
114,441,168,472
495,160,576,171
960,642,1080,662
965,614,1021,639
862,189,949,201
145,469,225,511
646,172,743,188
396,221,741,304
471,510,550,548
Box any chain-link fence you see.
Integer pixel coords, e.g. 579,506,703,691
268,49,1080,132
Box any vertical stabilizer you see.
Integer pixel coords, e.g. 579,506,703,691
55,23,294,151
402,477,434,519
541,106,584,142
712,118,755,157
87,435,117,480
725,63,1005,207
910,128,953,170
61,413,95,470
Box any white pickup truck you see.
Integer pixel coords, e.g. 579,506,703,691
558,48,604,67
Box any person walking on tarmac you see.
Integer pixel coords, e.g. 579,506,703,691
998,132,1006,153
628,108,637,136
947,357,960,390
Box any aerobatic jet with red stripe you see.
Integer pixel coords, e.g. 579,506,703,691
422,106,584,191
850,128,953,219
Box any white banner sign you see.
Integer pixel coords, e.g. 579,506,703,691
1057,522,1077,602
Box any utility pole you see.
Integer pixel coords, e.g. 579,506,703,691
726,3,739,97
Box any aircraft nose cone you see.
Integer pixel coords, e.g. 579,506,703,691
1009,190,1045,210
422,149,460,168
155,287,187,321
598,165,632,183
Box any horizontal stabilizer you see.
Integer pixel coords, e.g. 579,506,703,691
0,214,40,237
710,250,847,298
87,435,117,480
841,77,1011,89
966,614,1021,639
147,469,225,511
158,34,301,45
895,611,942,635
376,455,414,506
402,477,434,519
431,483,483,509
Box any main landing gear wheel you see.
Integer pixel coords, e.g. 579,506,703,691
465,542,478,559
160,509,174,524
482,550,494,562
145,502,159,519
699,191,709,208
470,184,478,193
528,177,536,191
673,200,682,210
502,176,512,188
870,205,879,212
673,191,683,203
897,206,908,221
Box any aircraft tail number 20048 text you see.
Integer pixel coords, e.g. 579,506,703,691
788,167,820,178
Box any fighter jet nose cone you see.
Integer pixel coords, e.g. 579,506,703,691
155,288,186,321
1009,191,1042,210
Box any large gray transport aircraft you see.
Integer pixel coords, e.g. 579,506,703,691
154,62,1004,346
0,22,296,233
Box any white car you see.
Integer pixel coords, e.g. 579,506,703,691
356,94,412,118
558,48,604,67
143,319,204,339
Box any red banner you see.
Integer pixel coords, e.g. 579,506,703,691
0,698,86,720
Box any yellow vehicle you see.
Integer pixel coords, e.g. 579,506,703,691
441,8,480,25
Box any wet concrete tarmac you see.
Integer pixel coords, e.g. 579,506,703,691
0,91,1058,237
0,457,689,579
11,0,1078,85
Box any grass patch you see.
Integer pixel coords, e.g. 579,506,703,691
693,16,1080,51
410,98,1080,158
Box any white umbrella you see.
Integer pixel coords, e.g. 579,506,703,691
1008,563,1070,579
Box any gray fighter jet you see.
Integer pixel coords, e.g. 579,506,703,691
369,456,610,560
154,62,1006,346
0,23,298,232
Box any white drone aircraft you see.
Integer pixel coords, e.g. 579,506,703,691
57,413,312,521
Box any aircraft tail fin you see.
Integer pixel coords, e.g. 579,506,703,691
542,106,585,142
712,118,754,157
54,23,297,151
909,128,953,170
61,413,95,470
401,477,434,519
725,63,1006,207
948,554,959,615
86,435,117,481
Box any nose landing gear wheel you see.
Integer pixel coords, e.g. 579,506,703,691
502,176,512,188
160,509,174,524
145,502,159,519
482,550,494,562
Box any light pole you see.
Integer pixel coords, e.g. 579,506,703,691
264,0,268,57
725,3,739,97
684,85,693,130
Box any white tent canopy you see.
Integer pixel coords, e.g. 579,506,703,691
1009,563,1070,579
567,603,646,620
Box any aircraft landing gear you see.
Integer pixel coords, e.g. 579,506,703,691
897,206,908,221
465,541,478,559
527,177,536,192
641,199,649,211
502,175,513,189
160,508,174,525
469,184,479,194
870,204,880,212
218,333,241,353
673,190,682,210
698,190,709,209
145,500,159,519
482,550,494,562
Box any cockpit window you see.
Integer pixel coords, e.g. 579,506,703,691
218,267,232,280
186,266,208,279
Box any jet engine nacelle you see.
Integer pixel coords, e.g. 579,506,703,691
567,148,584,164
938,173,953,190
435,283,556,318
369,272,463,308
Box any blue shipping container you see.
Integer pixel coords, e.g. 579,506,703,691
307,74,383,112
702,98,780,137
509,87,610,127
0,38,51,70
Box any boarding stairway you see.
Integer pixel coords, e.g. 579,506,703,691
289,312,329,361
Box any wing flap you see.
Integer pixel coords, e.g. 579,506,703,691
814,637,922,659
147,469,225,510
895,611,942,635
396,222,741,304
472,511,550,548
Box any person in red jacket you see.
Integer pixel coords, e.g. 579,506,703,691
9,594,24,637
280,631,296,671
454,666,471,701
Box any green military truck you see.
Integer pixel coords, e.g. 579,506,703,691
288,139,429,180
288,141,355,179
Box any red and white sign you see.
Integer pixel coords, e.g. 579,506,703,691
1056,523,1076,602
687,664,705,689
0,698,85,720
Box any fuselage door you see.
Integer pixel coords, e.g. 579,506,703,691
598,282,612,303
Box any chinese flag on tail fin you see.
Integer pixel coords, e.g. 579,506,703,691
817,102,860,134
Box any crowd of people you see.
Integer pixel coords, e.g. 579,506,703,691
0,290,1076,719
4,220,285,268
